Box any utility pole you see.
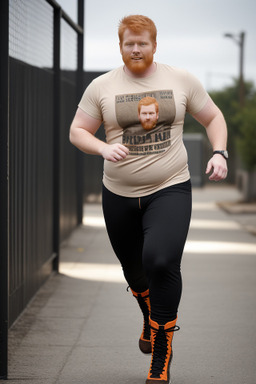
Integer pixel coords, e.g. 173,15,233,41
224,31,245,107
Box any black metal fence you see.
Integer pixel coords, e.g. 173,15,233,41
8,58,55,322
0,0,84,379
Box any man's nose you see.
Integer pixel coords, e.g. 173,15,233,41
132,43,140,53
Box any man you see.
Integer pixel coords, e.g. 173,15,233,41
138,96,159,131
70,15,228,384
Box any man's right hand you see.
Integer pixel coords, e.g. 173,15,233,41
101,143,129,162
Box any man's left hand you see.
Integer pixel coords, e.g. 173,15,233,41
205,154,228,181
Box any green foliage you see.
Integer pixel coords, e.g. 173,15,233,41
233,95,256,171
184,78,256,172
210,79,256,171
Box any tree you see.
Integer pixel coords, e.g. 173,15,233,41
232,90,256,201
209,80,256,185
184,79,256,191
234,94,256,171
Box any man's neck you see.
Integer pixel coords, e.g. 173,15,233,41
123,62,157,78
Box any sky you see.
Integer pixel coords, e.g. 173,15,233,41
59,0,256,91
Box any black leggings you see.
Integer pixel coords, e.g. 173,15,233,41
102,180,192,323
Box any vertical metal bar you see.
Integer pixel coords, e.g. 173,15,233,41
239,31,245,107
0,0,9,379
53,6,61,272
77,0,84,72
76,0,85,224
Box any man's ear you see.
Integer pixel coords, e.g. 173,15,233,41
153,41,157,54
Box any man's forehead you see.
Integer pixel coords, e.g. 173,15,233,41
140,104,157,111
123,29,151,41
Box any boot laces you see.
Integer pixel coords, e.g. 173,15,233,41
150,324,180,378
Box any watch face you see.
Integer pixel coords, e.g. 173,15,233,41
223,150,228,159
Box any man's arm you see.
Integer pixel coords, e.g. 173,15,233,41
69,108,129,162
192,97,228,181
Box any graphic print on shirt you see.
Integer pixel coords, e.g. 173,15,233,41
115,90,176,156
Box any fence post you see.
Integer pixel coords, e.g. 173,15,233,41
0,0,9,379
76,0,85,224
52,6,61,272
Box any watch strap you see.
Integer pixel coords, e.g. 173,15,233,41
213,150,228,159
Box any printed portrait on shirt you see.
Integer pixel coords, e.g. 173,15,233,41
115,90,176,156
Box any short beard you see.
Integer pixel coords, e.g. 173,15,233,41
122,54,154,75
141,121,157,131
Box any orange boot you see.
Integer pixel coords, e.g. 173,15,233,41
146,317,180,383
130,288,151,354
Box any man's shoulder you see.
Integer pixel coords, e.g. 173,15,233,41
157,63,188,77
157,63,202,87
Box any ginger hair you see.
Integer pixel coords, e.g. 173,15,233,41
138,96,159,114
118,15,157,44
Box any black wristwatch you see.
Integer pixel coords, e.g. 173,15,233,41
213,150,228,160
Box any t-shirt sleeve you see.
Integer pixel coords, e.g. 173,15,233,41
185,71,209,115
78,80,103,121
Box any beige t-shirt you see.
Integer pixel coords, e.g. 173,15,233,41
78,63,209,197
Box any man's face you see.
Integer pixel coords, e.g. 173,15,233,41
120,29,157,75
139,104,159,130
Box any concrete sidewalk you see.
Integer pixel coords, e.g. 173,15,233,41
7,186,256,384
